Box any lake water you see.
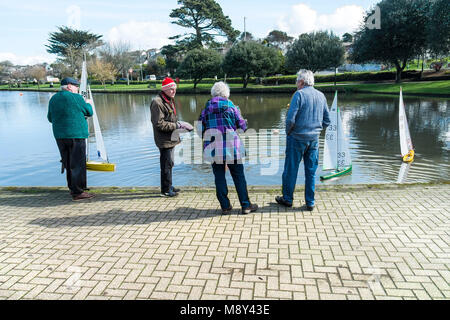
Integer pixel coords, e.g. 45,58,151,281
0,91,448,187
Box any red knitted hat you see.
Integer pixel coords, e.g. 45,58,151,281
162,77,176,90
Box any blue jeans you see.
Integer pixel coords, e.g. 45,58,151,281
212,162,251,209
281,136,319,206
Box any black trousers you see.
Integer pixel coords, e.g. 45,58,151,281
159,147,174,193
56,138,87,195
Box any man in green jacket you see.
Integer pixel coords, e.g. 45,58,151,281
47,77,95,201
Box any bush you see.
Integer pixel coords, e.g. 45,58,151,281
262,71,422,85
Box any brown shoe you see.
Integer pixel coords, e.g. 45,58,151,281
72,192,95,201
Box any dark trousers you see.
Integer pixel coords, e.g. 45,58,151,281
159,147,174,193
56,138,87,196
211,162,251,210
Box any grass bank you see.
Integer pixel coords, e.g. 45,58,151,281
1,80,449,97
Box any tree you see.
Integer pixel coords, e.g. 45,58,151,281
342,33,353,43
285,31,345,74
238,32,254,42
169,0,239,50
176,48,222,88
46,26,103,76
427,0,450,57
10,69,25,87
145,56,166,76
223,41,282,88
161,44,182,76
28,66,46,90
89,59,117,88
351,0,431,83
264,30,293,52
99,41,134,81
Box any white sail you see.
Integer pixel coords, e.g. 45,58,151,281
80,60,88,101
323,92,338,170
88,86,108,161
80,59,108,162
323,92,351,171
398,88,413,157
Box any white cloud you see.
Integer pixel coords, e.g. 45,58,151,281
66,5,82,29
277,3,365,37
0,52,55,66
107,20,176,50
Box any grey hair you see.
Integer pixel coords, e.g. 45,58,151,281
60,85,70,91
211,81,230,99
296,69,315,86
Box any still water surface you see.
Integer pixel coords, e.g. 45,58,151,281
0,91,448,187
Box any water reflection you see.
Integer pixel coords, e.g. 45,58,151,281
0,91,448,187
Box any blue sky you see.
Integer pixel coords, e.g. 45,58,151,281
0,0,379,65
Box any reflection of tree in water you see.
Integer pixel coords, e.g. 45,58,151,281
176,93,291,130
343,95,449,159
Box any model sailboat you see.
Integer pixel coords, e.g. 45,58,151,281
80,58,116,172
398,88,414,162
320,91,352,180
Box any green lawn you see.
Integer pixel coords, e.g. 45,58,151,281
1,80,449,96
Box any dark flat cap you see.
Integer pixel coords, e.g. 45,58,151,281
61,77,80,86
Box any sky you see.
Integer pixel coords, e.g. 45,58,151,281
0,0,379,65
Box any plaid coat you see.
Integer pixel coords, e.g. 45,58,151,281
198,97,247,163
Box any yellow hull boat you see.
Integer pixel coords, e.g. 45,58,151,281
86,161,116,172
402,150,414,163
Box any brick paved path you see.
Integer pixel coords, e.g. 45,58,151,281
0,184,449,300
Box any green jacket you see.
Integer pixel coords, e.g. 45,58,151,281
47,90,93,139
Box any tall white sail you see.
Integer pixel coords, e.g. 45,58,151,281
323,92,338,170
80,59,108,162
398,88,413,157
80,60,88,100
323,92,351,171
88,86,108,161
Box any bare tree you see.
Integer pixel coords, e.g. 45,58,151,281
99,41,134,84
28,66,47,90
88,59,117,88
10,69,25,87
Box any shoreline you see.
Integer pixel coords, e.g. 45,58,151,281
1,80,450,98
2,181,449,194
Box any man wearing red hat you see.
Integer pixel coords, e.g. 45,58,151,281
150,77,193,197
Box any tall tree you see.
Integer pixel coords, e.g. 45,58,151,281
177,48,222,88
169,0,239,50
285,31,345,73
264,30,293,52
222,41,282,88
46,26,103,76
161,44,182,76
351,0,431,83
427,0,450,57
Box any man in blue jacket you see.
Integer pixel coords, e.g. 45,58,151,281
47,77,94,201
276,70,330,211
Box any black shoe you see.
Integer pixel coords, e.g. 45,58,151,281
222,206,233,215
275,196,292,207
161,190,178,197
242,203,258,215
306,205,314,212
171,186,180,193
